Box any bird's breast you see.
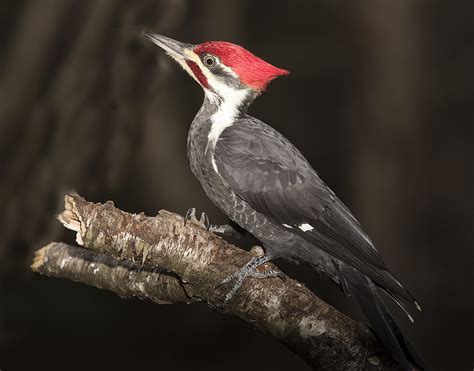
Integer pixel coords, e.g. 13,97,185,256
187,111,230,205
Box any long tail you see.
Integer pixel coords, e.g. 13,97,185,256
337,263,429,370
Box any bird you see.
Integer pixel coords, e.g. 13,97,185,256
144,32,427,370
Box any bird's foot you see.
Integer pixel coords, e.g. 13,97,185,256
185,209,243,238
209,223,243,237
184,208,210,230
216,255,285,305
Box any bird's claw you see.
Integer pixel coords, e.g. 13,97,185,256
216,255,283,305
184,208,197,225
199,212,210,230
209,224,237,236
209,224,225,234
223,280,244,304
216,269,241,287
248,269,286,280
184,208,210,230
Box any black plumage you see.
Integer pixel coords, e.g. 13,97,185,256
145,32,428,370
215,116,416,304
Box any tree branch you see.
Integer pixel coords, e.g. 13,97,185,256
32,242,191,305
32,192,400,370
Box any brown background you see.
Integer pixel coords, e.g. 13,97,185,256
0,1,472,370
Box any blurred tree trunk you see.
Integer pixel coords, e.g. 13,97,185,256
0,0,187,266
350,1,423,278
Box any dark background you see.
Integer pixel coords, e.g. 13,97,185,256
0,1,472,370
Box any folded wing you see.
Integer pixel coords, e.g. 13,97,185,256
215,116,416,305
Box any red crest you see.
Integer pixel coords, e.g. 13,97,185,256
194,41,289,90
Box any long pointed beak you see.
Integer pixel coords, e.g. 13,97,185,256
143,32,194,61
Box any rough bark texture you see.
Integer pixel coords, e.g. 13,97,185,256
32,192,401,370
32,242,190,305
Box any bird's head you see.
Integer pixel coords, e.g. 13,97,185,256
144,32,289,104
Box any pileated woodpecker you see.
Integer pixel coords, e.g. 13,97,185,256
145,32,427,370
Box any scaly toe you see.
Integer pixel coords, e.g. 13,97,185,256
199,212,210,230
222,276,245,304
216,271,239,288
184,208,197,225
216,255,272,304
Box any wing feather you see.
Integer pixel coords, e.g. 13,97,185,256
214,117,415,302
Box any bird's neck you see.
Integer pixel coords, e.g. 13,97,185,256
201,87,253,149
188,86,258,164
204,85,258,113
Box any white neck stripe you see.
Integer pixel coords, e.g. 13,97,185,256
207,88,247,147
205,82,249,174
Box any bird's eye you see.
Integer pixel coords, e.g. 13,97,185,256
204,55,216,67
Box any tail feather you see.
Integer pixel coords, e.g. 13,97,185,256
384,290,415,323
338,264,429,371
379,270,422,312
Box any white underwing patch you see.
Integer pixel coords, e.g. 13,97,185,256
298,223,314,232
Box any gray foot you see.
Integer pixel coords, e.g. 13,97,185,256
217,255,285,304
185,210,243,238
209,223,242,237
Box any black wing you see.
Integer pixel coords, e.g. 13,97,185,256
215,116,414,303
